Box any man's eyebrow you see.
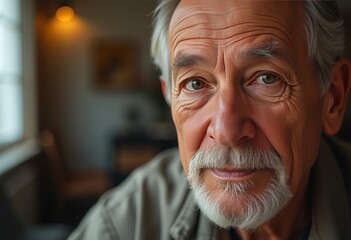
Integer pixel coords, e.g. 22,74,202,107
172,54,207,75
245,40,286,59
244,40,294,79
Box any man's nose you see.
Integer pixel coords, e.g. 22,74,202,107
207,90,256,147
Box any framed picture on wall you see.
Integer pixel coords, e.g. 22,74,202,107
93,40,137,89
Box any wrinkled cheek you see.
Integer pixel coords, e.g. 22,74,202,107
171,101,187,132
284,107,323,192
171,102,194,173
171,101,193,146
171,101,210,174
291,116,322,171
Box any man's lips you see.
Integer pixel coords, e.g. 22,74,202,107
210,168,256,179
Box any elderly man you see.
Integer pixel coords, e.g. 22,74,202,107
69,0,351,239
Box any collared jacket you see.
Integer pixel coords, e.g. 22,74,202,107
68,137,351,240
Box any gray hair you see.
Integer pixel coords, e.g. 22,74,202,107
151,0,345,102
150,0,179,103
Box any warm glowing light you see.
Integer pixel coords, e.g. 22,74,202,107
56,6,75,22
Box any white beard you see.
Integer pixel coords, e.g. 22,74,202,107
187,146,292,229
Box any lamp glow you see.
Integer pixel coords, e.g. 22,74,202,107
56,6,75,22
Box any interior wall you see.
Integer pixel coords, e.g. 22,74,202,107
37,0,165,169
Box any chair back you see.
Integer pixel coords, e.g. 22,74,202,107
39,131,66,189
0,182,22,239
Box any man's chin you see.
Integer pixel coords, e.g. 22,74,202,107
191,178,292,229
211,194,254,222
199,182,259,218
206,182,255,210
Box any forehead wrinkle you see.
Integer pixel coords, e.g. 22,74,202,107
171,21,294,55
170,7,239,48
169,0,303,48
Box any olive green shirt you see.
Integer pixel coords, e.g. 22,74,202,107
68,137,351,240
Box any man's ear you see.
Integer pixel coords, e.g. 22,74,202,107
160,76,171,105
323,57,351,135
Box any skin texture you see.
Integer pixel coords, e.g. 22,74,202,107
165,0,351,239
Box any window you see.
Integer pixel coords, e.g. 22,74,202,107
0,0,23,146
0,0,37,173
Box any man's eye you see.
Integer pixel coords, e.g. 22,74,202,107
184,79,206,91
256,73,281,84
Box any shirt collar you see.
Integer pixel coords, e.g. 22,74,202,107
169,188,217,239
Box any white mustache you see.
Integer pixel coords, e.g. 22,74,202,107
188,145,287,183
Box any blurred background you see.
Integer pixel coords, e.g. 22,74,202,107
0,0,350,239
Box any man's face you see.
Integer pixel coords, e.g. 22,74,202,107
169,0,326,227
